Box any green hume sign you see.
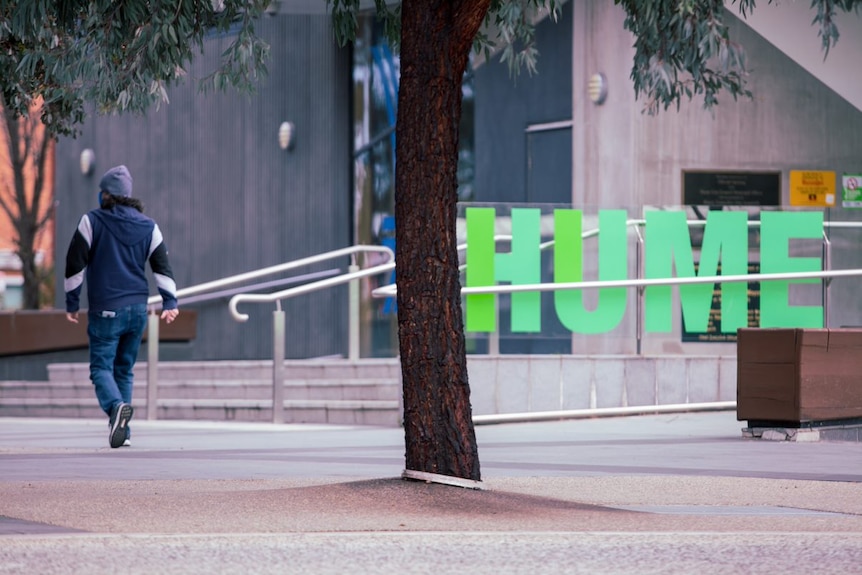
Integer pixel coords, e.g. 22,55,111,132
464,207,824,334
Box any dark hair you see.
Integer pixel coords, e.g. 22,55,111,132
100,191,144,213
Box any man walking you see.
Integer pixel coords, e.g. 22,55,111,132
65,165,179,448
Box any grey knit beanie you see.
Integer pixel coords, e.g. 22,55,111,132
99,165,133,197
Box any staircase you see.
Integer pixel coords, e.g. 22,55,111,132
0,359,403,426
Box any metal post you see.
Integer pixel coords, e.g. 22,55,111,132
634,226,645,356
146,311,159,420
823,231,832,328
489,298,500,356
348,263,360,360
272,306,286,424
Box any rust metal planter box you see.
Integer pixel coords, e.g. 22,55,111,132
737,328,862,426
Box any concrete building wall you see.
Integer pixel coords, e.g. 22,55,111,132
573,2,862,210
568,2,862,355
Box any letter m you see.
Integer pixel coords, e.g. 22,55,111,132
644,210,748,333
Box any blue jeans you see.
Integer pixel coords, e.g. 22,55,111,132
88,304,148,422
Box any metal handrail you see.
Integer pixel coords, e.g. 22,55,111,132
374,217,862,299
145,246,393,308
373,224,631,300
457,268,862,294
372,268,862,296
143,245,395,422
225,244,394,424
618,218,862,229
371,218,862,355
172,269,341,306
228,246,394,321
358,216,862,298
372,263,862,357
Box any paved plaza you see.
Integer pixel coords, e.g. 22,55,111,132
1,410,861,574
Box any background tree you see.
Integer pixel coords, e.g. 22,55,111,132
0,101,54,309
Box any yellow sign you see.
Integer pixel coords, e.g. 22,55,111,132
789,170,835,207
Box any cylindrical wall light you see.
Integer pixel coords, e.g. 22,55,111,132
278,122,295,151
80,149,95,175
588,73,608,105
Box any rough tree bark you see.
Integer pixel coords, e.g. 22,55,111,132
395,0,491,481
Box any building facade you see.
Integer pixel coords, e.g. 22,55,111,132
49,1,862,362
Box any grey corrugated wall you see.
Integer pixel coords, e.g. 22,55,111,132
53,14,353,360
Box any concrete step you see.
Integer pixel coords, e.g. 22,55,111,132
2,359,404,426
149,379,401,401
0,381,94,401
158,398,401,426
46,359,403,383
0,397,401,426
0,398,106,419
1,379,401,401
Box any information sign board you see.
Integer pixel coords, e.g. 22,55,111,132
683,171,780,206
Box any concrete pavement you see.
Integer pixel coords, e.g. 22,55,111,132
1,411,861,574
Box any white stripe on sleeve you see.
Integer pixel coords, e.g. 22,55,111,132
154,273,177,298
77,215,93,246
64,269,85,293
149,225,164,258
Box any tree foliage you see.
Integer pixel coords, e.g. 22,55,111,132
617,0,752,113
617,0,861,114
3,0,856,135
332,0,859,114
0,0,271,137
1,0,857,136
329,1,563,77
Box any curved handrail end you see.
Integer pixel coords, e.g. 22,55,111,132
228,296,250,322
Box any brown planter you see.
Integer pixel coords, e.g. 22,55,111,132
737,328,862,425
0,309,196,356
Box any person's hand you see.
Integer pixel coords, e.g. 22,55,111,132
161,308,179,324
66,312,79,324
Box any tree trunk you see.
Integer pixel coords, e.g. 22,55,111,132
395,0,490,481
17,229,40,309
